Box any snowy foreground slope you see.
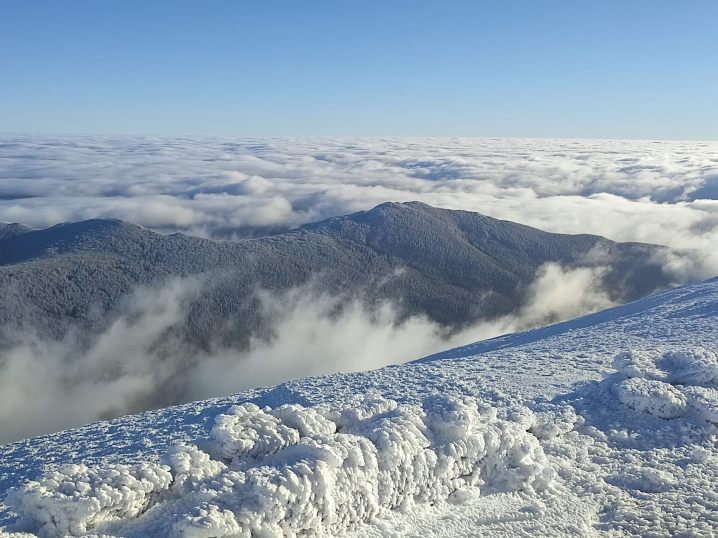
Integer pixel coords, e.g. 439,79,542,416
2,277,718,537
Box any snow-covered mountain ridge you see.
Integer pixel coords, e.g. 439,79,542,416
2,275,718,537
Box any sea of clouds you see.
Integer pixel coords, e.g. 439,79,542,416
1,135,717,256
1,135,718,442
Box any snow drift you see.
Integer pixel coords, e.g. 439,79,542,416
4,395,553,537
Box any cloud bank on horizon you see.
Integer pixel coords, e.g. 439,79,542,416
1,135,718,256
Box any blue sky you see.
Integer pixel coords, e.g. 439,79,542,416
1,1,716,139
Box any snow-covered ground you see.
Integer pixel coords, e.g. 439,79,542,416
2,276,718,537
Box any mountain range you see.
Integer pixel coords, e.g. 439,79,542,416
0,202,677,350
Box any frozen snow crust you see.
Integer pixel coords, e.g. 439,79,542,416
3,395,554,537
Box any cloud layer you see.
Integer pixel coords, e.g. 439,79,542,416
1,135,717,256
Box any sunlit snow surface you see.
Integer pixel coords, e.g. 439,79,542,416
2,276,718,537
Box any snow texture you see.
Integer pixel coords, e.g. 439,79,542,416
3,396,552,537
614,348,718,424
4,464,172,536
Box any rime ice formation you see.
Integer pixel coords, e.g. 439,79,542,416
4,396,552,537
4,464,172,537
614,349,718,424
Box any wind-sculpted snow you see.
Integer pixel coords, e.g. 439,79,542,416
4,464,172,536
613,348,718,424
531,346,718,537
3,396,553,537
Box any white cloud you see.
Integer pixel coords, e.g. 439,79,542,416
1,135,717,256
0,279,202,443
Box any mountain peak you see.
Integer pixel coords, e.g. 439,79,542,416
0,222,34,240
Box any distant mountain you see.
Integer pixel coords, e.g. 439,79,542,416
0,222,33,241
0,202,676,350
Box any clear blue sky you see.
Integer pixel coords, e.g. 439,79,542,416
1,1,716,139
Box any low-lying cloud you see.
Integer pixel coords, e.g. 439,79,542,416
0,262,615,444
188,263,618,401
1,136,718,259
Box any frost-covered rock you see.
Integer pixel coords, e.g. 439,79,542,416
683,386,718,424
165,444,226,497
171,503,241,538
613,348,718,386
272,404,337,438
613,348,718,426
663,349,718,386
616,378,688,419
4,395,554,537
208,403,302,462
613,350,667,381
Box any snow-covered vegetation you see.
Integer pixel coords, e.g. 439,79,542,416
4,396,552,537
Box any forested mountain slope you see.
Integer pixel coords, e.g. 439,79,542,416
0,201,675,348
